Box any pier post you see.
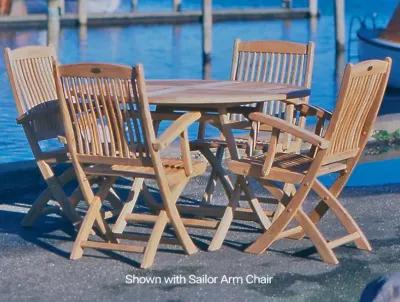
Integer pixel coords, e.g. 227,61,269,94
78,0,87,25
334,0,345,51
131,0,138,12
202,0,212,79
59,0,65,15
47,0,61,48
173,0,181,12
282,0,292,9
308,0,318,17
335,48,346,86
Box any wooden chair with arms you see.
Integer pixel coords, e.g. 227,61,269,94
190,39,314,204
4,46,122,227
4,45,83,226
211,58,392,264
54,62,206,268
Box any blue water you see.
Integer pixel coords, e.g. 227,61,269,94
0,0,399,186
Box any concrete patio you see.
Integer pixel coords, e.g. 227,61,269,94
1,162,400,302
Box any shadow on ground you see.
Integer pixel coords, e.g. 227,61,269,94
1,162,400,302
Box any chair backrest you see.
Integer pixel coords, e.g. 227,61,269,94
54,63,156,166
5,45,58,115
4,45,62,141
232,40,314,86
0,0,12,15
231,39,314,117
323,58,392,165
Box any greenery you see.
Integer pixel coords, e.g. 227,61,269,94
366,129,400,155
373,129,400,143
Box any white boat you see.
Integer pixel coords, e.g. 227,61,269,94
358,28,400,88
64,0,121,14
86,0,120,14
357,4,400,88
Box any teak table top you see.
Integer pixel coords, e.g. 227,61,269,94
147,80,310,107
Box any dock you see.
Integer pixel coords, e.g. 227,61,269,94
0,7,313,29
1,0,323,79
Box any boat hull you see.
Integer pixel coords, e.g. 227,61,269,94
64,0,121,14
358,28,400,88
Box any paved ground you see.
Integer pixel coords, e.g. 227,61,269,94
1,164,400,302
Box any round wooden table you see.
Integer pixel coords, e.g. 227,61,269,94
146,79,311,234
147,79,310,159
147,79,309,107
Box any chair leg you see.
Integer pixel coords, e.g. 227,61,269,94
202,168,218,204
246,204,339,264
142,183,162,213
295,209,339,264
240,177,272,230
165,201,198,255
246,178,366,264
70,198,102,260
272,203,285,223
90,177,119,242
200,147,234,201
313,180,372,251
141,210,169,269
272,183,297,233
70,177,118,259
208,180,241,251
22,166,79,227
293,174,350,240
21,188,53,227
70,188,82,210
245,184,309,255
70,175,118,259
107,186,123,211
37,160,81,225
93,210,118,243
113,178,144,234
202,146,225,204
69,176,98,209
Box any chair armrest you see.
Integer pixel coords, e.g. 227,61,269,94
16,101,60,125
283,99,332,119
294,103,332,120
249,112,330,149
152,111,201,151
16,113,28,124
58,135,68,145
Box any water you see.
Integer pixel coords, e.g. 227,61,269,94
0,0,399,185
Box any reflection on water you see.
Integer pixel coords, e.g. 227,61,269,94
335,49,346,86
380,89,400,115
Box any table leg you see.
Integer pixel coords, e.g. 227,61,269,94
217,107,272,229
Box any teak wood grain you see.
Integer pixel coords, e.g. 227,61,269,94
4,46,122,227
4,45,82,226
146,80,310,106
54,62,208,269
186,40,314,205
214,58,392,265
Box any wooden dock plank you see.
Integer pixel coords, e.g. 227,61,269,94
0,8,312,29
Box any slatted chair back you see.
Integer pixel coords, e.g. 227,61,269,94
55,63,202,268
230,39,314,119
4,46,86,227
233,59,392,265
54,63,155,166
4,45,62,141
322,58,392,165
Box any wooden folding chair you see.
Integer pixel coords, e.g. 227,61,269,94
4,45,85,226
190,40,314,204
211,58,392,264
54,62,206,268
4,46,122,227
